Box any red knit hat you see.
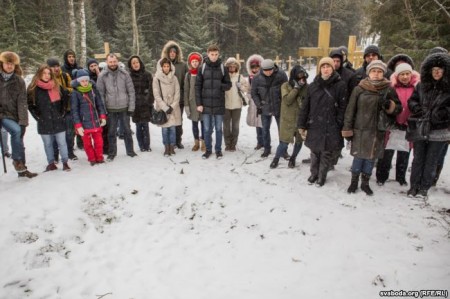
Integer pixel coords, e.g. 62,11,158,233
189,53,201,64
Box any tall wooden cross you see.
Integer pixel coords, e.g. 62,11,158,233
297,56,305,66
286,56,295,72
235,53,246,69
94,42,121,60
274,55,282,66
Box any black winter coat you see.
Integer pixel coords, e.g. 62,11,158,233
195,58,232,115
28,87,67,135
128,57,154,123
0,73,28,126
251,66,288,117
297,72,347,152
71,86,106,130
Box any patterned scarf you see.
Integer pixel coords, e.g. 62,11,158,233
36,80,60,102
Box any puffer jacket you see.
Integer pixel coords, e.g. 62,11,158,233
0,72,28,126
153,59,181,128
97,67,135,112
195,57,232,115
71,85,106,132
128,55,154,123
251,65,288,117
408,53,450,142
297,72,347,152
28,86,67,135
343,78,402,159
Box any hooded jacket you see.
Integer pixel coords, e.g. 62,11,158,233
128,55,154,123
390,70,420,126
408,53,450,142
161,41,189,103
245,54,264,127
61,49,81,79
153,59,181,128
184,52,203,122
224,57,250,110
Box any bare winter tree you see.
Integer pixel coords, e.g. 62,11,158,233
131,0,140,55
79,0,87,66
68,0,76,51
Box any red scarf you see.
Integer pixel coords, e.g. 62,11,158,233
36,80,60,102
190,68,198,75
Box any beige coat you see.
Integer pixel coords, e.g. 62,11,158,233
153,60,182,128
225,72,250,110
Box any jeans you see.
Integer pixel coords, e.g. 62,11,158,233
223,108,242,147
162,126,176,145
437,143,448,169
41,131,69,164
351,157,375,175
1,127,9,153
108,111,134,156
136,122,150,150
261,114,281,151
192,120,204,140
54,113,75,157
256,127,263,146
410,140,447,190
376,149,410,183
0,118,24,161
275,141,302,160
203,114,223,152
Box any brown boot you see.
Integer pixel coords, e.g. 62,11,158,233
164,145,170,157
192,139,200,151
63,162,71,171
200,139,206,152
169,144,176,155
12,160,26,172
18,169,38,178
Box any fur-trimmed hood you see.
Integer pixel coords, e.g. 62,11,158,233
420,52,450,91
0,51,22,76
187,52,203,70
154,58,176,83
225,57,240,72
390,70,420,87
387,54,415,72
161,40,184,63
246,54,264,75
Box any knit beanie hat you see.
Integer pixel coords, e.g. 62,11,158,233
250,59,261,67
261,59,275,70
74,69,90,82
86,58,99,68
366,60,387,75
364,45,381,58
394,63,413,76
188,53,201,64
46,58,60,67
318,57,335,70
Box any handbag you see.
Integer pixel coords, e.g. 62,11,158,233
385,129,409,152
406,115,430,142
149,80,169,125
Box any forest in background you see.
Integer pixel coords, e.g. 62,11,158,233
0,0,449,74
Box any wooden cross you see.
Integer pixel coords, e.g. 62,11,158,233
94,42,121,60
306,57,314,70
286,56,295,72
297,56,305,65
298,21,331,72
235,53,246,69
274,55,282,66
347,35,363,69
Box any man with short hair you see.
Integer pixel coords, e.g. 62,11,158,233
195,44,232,159
251,58,288,158
0,51,37,178
97,54,137,161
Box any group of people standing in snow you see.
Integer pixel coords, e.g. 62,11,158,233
0,42,449,199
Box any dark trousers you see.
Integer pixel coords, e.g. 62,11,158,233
256,127,263,146
176,104,184,144
136,122,150,151
224,108,242,147
261,114,281,151
108,111,134,156
376,149,410,183
310,150,333,179
410,140,447,191
192,121,204,140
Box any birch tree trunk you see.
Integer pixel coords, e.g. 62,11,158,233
79,0,87,66
68,0,76,51
131,0,140,55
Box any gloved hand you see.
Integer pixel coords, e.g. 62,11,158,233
383,99,391,110
185,106,191,117
344,136,353,142
100,119,107,127
166,106,173,114
236,82,241,89
293,80,300,89
77,127,84,136
299,128,307,140
256,107,262,116
20,125,26,138
127,111,134,117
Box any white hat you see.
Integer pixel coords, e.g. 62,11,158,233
395,63,413,75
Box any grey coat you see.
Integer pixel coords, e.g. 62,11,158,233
97,67,135,112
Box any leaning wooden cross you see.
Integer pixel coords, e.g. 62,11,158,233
94,42,121,60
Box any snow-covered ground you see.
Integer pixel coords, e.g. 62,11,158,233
1,70,449,299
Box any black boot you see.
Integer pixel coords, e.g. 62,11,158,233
360,173,373,196
347,172,359,193
432,165,443,186
270,158,279,169
288,157,296,168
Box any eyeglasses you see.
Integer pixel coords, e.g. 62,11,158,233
432,67,443,73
